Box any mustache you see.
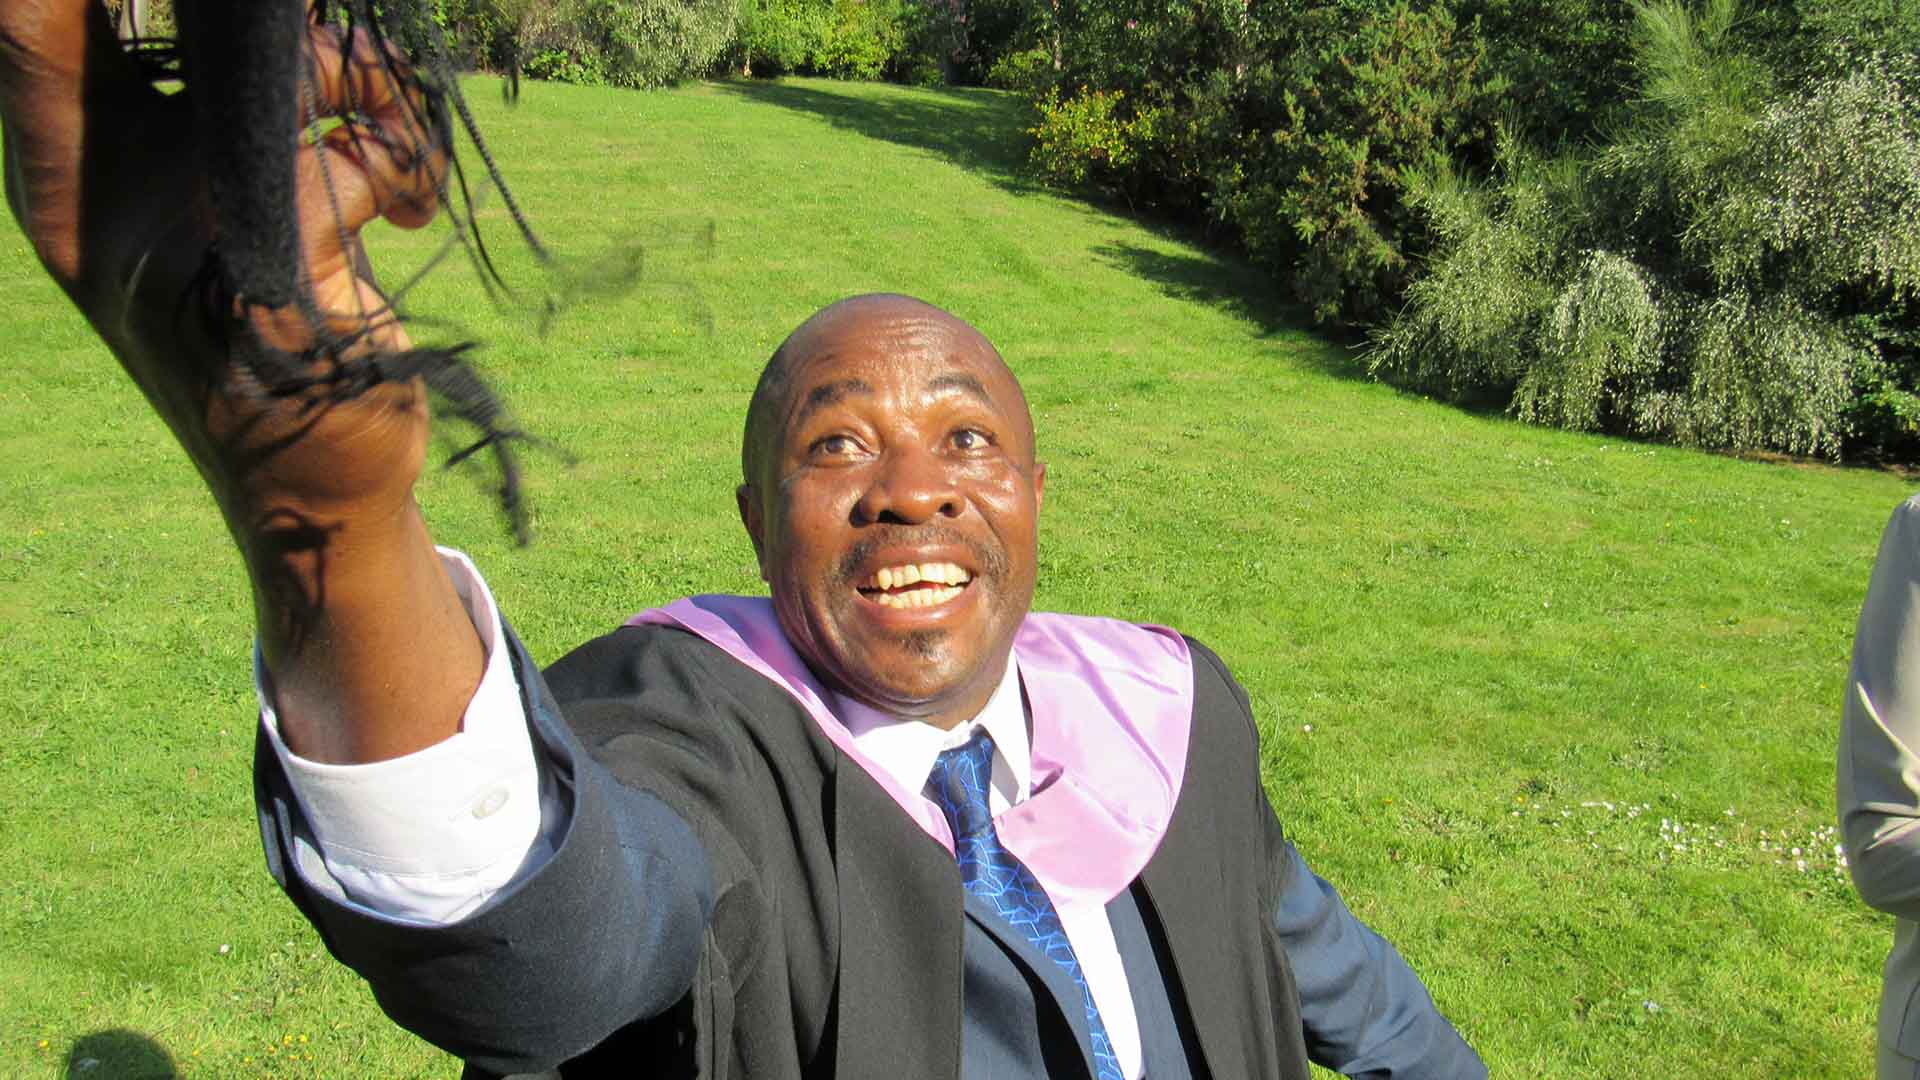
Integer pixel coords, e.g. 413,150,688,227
835,526,1010,585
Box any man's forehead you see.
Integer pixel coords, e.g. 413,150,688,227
786,364,999,428
778,309,1014,404
742,294,1035,481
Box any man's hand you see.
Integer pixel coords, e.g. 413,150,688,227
0,1,482,762
2,2,443,515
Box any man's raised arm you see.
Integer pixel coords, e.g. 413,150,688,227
0,0,477,764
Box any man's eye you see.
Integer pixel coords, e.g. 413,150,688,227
812,434,858,456
951,428,992,451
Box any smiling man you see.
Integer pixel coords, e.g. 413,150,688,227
0,5,1481,1078
739,296,1044,730
242,294,1486,1080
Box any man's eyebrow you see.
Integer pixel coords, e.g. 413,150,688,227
928,371,993,404
791,377,873,428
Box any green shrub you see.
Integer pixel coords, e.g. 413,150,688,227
1668,296,1862,454
1745,0,1920,88
942,0,1038,84
522,44,607,84
812,0,907,79
421,0,535,70
1028,88,1160,191
1512,251,1667,434
1370,0,1920,460
1851,340,1920,462
1367,148,1569,401
521,0,735,88
736,0,828,75
734,0,918,80
898,52,948,86
1009,0,1917,461
1206,1,1492,325
1699,63,1920,300
1451,0,1639,147
1023,0,1606,327
986,45,1056,97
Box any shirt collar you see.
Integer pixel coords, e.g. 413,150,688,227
833,656,1031,806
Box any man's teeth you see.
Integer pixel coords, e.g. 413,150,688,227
869,584,964,609
867,562,971,590
862,562,972,609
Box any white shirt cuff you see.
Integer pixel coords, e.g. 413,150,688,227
257,547,549,924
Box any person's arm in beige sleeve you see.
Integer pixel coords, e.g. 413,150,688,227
1841,494,1920,919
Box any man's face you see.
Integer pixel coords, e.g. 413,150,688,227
738,299,1046,729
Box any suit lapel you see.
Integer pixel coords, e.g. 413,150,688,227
1108,887,1197,1080
961,893,1098,1078
831,755,966,1079
1138,806,1246,1079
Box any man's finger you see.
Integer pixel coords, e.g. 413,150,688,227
317,121,445,229
301,25,445,228
302,23,432,147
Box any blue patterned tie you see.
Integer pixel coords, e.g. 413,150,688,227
926,729,1125,1080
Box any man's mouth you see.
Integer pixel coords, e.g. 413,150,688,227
856,562,974,609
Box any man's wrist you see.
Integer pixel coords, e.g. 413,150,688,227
258,545,548,923
244,493,426,660
251,499,481,763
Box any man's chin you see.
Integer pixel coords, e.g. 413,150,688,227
787,595,1013,723
826,647,1004,726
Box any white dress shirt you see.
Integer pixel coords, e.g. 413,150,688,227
257,549,558,924
830,662,1143,1078
260,549,1145,1078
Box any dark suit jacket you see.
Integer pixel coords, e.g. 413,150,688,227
255,622,1432,1078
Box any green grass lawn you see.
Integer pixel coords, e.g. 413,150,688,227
0,75,1906,1077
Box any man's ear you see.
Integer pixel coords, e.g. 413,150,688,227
1032,460,1047,514
737,483,769,581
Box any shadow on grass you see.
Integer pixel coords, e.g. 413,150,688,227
66,1029,175,1078
714,79,1375,385
1089,240,1372,383
709,79,1043,195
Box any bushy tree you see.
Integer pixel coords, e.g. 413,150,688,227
814,0,911,78
1024,0,1503,325
1363,144,1578,402
1742,0,1920,87
436,0,540,71
732,0,922,80
1214,1,1491,324
1450,0,1638,148
520,0,736,88
1370,0,1920,459
736,0,829,74
1029,87,1159,189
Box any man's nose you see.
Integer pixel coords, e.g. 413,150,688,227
854,447,961,525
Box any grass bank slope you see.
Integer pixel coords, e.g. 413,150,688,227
0,76,1904,1077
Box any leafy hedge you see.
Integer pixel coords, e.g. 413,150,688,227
517,0,737,88
1028,0,1516,326
1012,0,1920,460
427,0,942,86
1211,1,1490,325
736,0,919,80
1369,2,1920,458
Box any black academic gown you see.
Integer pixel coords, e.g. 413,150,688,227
255,622,1327,1079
